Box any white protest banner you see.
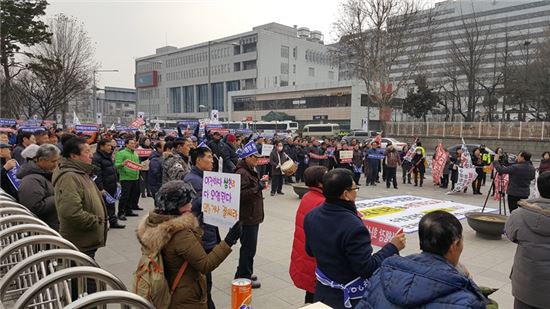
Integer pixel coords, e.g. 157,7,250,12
339,150,353,163
449,167,477,193
356,195,496,233
202,171,241,228
432,143,449,185
261,144,274,157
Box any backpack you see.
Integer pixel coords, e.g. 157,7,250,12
132,252,188,309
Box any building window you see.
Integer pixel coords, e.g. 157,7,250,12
281,63,289,74
182,86,194,113
243,60,256,70
293,47,297,59
170,87,182,113
197,84,208,110
329,71,334,80
280,80,289,87
308,67,315,77
212,82,224,112
281,45,289,58
227,80,240,92
293,64,296,74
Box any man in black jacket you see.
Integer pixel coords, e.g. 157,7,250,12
494,151,536,213
207,131,235,173
304,168,406,308
92,138,125,228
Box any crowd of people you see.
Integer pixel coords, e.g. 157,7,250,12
0,125,549,309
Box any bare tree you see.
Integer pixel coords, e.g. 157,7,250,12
445,5,491,122
25,14,96,124
333,0,434,109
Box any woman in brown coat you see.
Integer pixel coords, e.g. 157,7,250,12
137,180,242,309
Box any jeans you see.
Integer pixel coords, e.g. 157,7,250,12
385,167,397,188
508,195,527,213
235,224,259,279
367,165,378,185
119,180,140,215
271,175,283,194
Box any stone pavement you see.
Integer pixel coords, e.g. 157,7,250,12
96,176,516,309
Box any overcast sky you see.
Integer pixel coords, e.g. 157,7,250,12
46,0,436,89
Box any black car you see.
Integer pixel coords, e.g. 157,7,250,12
447,144,516,164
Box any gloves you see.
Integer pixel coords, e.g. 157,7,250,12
224,221,242,246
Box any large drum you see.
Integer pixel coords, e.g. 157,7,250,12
281,160,298,176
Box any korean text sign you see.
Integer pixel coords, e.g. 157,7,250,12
202,171,241,228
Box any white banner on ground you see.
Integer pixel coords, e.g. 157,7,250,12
202,171,241,229
355,195,496,233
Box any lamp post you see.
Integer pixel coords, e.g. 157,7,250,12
523,40,531,122
92,69,118,122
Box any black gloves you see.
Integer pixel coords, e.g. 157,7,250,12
224,221,242,246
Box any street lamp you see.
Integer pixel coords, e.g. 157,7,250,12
92,69,118,122
207,41,240,115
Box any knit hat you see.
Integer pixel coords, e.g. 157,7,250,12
226,134,236,143
154,180,196,215
21,144,40,159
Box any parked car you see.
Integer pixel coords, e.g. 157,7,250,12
363,137,407,152
447,144,516,164
342,130,380,144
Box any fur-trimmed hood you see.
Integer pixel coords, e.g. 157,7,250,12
517,198,550,236
136,211,201,254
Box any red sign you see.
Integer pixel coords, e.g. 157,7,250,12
123,160,144,171
129,118,145,129
494,172,509,201
257,157,270,165
136,148,153,158
432,143,449,185
362,219,403,247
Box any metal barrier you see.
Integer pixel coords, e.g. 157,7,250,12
0,236,77,279
0,207,32,217
0,224,60,253
0,193,14,202
13,266,127,309
0,215,48,230
0,249,98,303
64,290,155,309
0,200,30,211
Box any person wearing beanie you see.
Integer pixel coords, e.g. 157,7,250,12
225,134,240,170
136,180,242,309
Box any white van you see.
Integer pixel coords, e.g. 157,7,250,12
302,124,341,138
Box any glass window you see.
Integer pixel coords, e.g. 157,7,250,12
197,84,208,110
308,67,315,77
281,45,289,58
227,80,240,92
281,63,289,74
170,87,182,113
243,60,256,70
293,47,297,58
293,64,296,74
182,86,194,113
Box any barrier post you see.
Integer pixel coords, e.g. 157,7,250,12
478,122,482,139
498,122,501,140
542,122,545,141
460,121,463,138
443,122,446,137
519,122,522,140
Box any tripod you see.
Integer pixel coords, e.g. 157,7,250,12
481,173,507,215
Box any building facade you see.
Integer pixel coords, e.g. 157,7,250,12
97,87,137,126
391,0,550,121
135,22,338,121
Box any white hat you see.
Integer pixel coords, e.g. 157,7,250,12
21,144,40,159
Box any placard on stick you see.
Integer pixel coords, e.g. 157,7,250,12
202,171,241,228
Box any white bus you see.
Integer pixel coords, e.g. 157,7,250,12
247,121,299,135
302,123,341,138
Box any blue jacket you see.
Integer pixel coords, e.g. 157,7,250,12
147,151,163,196
356,253,487,309
304,198,399,309
184,166,220,251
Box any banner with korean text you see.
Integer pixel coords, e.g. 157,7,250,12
356,195,496,233
432,143,449,185
202,171,241,228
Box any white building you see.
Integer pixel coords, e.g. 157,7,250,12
391,0,550,121
135,22,338,121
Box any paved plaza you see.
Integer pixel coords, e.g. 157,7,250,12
96,175,516,309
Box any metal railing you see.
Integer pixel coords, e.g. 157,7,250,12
383,121,550,141
0,189,152,309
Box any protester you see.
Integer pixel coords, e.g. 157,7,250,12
92,138,125,229
52,137,107,259
290,166,328,305
0,141,18,200
17,144,60,231
136,180,241,309
357,211,489,309
384,144,401,189
440,148,451,189
351,142,362,185
147,142,164,198
184,147,220,309
494,151,536,212
207,131,235,173
450,148,463,191
480,144,492,186
115,138,141,220
505,172,550,309
411,147,426,187
12,132,36,165
269,141,288,196
234,141,267,288
35,130,49,145
294,139,308,183
20,144,40,165
366,142,380,186
138,137,153,198
225,133,240,169
304,168,406,308
48,132,59,145
162,138,192,184
307,139,323,167
539,151,550,174
472,148,485,195
0,132,8,144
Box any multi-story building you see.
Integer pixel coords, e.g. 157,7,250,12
135,22,338,121
391,0,550,121
97,87,137,125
